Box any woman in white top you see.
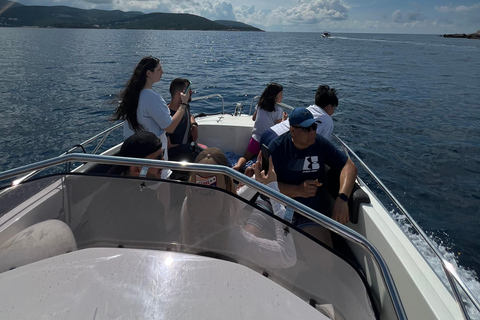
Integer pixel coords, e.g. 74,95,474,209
112,56,189,162
233,83,286,172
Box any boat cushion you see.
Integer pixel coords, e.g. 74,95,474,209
0,219,77,273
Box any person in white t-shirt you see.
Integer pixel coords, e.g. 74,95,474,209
111,56,190,162
233,83,287,171
260,84,339,147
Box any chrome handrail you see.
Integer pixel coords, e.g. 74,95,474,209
10,122,124,186
192,94,225,114
249,96,295,115
0,153,407,320
333,134,480,318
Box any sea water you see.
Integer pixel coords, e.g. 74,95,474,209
0,28,479,297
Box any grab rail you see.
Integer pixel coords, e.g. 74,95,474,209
333,134,480,319
249,96,295,115
10,122,123,186
0,153,407,320
192,94,225,114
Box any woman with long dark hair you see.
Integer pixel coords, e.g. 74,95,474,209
233,83,286,171
112,56,189,162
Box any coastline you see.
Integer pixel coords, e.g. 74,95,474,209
442,30,480,39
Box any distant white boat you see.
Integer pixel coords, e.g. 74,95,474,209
322,32,331,38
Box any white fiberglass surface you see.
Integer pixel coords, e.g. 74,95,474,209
0,174,381,319
0,248,328,320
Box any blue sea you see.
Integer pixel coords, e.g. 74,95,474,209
1,28,479,293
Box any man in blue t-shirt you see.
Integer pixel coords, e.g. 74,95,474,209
268,107,357,230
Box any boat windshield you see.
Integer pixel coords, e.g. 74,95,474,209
0,170,392,319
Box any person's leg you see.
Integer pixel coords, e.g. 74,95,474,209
233,138,258,170
302,225,333,247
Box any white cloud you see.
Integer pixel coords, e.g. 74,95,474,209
198,1,237,20
170,0,346,28
435,3,480,13
392,9,402,23
237,0,350,30
110,0,173,12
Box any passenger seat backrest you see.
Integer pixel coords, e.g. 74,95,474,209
348,184,370,224
0,219,77,273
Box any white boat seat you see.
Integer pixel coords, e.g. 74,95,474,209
0,219,77,273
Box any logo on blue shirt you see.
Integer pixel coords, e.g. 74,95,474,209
303,156,320,172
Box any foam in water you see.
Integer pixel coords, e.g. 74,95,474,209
391,211,480,319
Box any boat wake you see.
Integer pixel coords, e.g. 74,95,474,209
392,211,480,319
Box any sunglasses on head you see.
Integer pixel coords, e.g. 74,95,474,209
293,122,317,133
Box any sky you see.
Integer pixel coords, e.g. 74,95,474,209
10,0,480,34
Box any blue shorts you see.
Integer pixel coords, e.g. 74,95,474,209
292,214,320,229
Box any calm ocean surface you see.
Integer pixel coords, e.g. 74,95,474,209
1,28,479,290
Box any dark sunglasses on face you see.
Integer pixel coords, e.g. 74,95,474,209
293,122,317,133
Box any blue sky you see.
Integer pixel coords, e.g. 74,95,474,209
10,0,480,33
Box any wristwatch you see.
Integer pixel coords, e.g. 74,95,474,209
338,193,349,202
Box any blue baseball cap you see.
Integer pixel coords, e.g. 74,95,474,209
289,107,320,127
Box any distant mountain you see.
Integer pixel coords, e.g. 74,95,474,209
215,20,263,31
0,1,263,31
0,0,21,8
108,13,262,31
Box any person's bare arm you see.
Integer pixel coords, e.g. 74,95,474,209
190,115,198,141
331,159,358,224
165,91,190,133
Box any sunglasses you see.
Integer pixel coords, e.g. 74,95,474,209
293,123,317,133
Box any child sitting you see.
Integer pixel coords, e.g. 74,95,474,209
233,82,286,171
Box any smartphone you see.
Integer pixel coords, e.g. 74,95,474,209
184,80,192,94
261,143,270,173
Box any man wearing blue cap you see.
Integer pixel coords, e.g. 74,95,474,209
268,107,357,230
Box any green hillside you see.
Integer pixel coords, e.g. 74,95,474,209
109,12,235,31
215,20,262,31
0,1,263,31
0,5,142,28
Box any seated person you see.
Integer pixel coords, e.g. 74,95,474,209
181,147,296,269
233,83,286,172
268,107,357,243
260,84,340,147
167,78,199,163
107,131,165,178
104,131,182,236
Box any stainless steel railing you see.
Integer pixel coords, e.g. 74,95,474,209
249,94,478,318
0,152,408,320
9,122,123,186
192,94,225,114
333,134,480,320
249,96,296,115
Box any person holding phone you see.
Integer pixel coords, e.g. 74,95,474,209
167,78,199,164
111,56,190,163
268,107,358,231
